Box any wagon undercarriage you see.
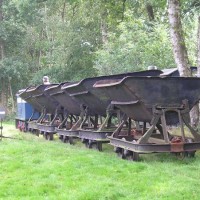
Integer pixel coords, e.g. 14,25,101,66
108,102,200,160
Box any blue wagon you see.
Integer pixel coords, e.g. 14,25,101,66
15,92,40,132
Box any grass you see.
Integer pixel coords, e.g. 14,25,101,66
0,123,200,199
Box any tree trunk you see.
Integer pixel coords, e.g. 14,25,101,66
197,16,200,76
8,78,15,113
101,9,108,44
61,2,66,22
191,15,200,129
101,20,108,44
121,0,126,22
1,78,7,111
190,105,199,128
168,0,199,127
146,3,154,21
0,0,6,109
0,0,4,60
168,0,190,77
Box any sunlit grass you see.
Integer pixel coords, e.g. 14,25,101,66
0,122,200,199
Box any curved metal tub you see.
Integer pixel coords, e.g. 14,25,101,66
61,70,162,151
94,76,200,158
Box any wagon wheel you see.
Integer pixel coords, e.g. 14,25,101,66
43,132,47,140
63,136,69,143
117,148,126,159
173,138,196,159
132,152,139,161
84,139,89,147
23,124,27,132
32,129,35,135
46,133,54,141
81,138,86,143
96,142,103,152
186,151,196,158
185,138,196,158
173,152,187,160
114,147,121,153
115,147,123,157
123,150,133,160
50,133,54,140
69,137,74,145
59,135,63,140
46,133,50,140
85,139,92,148
175,151,195,159
88,140,93,148
35,130,40,137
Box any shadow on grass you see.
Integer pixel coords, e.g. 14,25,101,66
139,152,197,165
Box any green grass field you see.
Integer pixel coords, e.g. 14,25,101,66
1,122,200,200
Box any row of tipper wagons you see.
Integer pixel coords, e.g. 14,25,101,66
16,67,200,160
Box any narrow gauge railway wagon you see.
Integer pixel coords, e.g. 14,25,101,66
45,82,81,144
17,85,50,133
34,84,63,140
94,76,200,160
62,70,162,151
16,90,40,132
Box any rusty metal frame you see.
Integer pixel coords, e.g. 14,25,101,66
109,102,200,154
37,106,63,134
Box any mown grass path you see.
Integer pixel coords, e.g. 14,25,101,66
0,123,200,200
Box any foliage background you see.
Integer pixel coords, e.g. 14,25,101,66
0,0,200,110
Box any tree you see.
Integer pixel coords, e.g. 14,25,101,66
0,0,31,111
0,0,4,60
192,16,200,128
1,0,200,116
168,0,190,77
168,0,199,128
197,16,200,76
95,13,175,75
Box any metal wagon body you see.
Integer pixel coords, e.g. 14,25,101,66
16,85,51,133
16,89,40,132
34,84,64,140
18,84,59,139
45,82,81,144
62,70,162,151
94,76,200,159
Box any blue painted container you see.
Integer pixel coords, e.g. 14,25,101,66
16,96,40,121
